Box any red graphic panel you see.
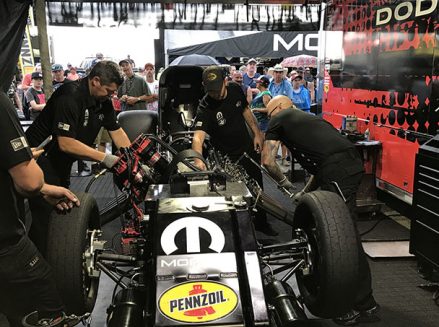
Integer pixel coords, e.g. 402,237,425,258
323,0,439,195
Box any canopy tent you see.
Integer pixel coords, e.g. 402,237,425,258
167,31,318,58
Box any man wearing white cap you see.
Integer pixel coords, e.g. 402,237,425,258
242,58,260,98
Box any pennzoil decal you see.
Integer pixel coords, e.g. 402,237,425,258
158,281,238,323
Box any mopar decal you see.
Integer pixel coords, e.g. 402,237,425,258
160,217,225,255
272,33,318,52
158,281,238,323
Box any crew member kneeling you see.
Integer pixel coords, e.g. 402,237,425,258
261,95,379,326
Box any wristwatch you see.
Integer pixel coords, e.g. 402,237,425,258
137,97,141,102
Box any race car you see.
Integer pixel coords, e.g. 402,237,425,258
44,132,360,327
42,65,360,326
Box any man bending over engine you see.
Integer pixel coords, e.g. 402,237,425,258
261,95,379,326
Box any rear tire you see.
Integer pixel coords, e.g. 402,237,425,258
46,192,101,314
293,191,359,318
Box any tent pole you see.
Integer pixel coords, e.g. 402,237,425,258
35,0,53,99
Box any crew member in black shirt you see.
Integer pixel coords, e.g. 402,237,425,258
261,95,379,326
192,66,278,236
0,92,81,326
25,61,132,255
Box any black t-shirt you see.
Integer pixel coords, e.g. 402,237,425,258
52,78,71,91
265,109,355,175
194,83,252,157
26,78,120,181
0,92,32,244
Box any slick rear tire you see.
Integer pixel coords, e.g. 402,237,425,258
293,191,359,318
46,192,101,314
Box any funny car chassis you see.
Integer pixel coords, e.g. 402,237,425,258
73,182,358,327
45,140,359,326
87,193,314,327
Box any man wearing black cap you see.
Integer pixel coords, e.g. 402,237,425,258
25,61,132,255
118,58,153,111
25,72,46,121
192,66,278,236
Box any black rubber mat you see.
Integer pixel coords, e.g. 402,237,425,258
358,217,410,242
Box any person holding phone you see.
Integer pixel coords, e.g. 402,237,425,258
0,91,82,327
25,61,132,255
191,66,277,236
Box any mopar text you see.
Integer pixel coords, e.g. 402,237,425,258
273,33,318,52
160,258,196,267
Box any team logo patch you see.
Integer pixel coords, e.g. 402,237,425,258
57,122,70,131
207,73,218,81
196,121,203,127
98,114,105,121
158,281,238,323
83,109,89,127
216,112,226,126
236,101,241,107
10,136,28,152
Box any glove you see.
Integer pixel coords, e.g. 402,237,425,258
279,177,295,191
101,153,119,169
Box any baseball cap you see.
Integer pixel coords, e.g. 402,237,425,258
31,72,43,79
144,62,154,70
292,74,303,81
202,66,225,92
51,64,63,71
119,58,132,66
255,75,270,86
247,58,257,65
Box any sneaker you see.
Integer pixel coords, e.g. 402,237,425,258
254,222,279,236
22,311,89,327
333,304,381,326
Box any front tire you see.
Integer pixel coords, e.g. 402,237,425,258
46,192,101,314
293,191,359,318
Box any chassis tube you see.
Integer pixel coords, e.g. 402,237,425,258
266,279,307,325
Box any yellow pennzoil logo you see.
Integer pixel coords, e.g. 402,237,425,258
158,281,238,323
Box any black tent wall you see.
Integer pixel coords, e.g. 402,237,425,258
168,31,318,58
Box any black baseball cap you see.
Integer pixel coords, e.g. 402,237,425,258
202,66,225,92
31,72,43,79
255,75,270,86
119,58,132,66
